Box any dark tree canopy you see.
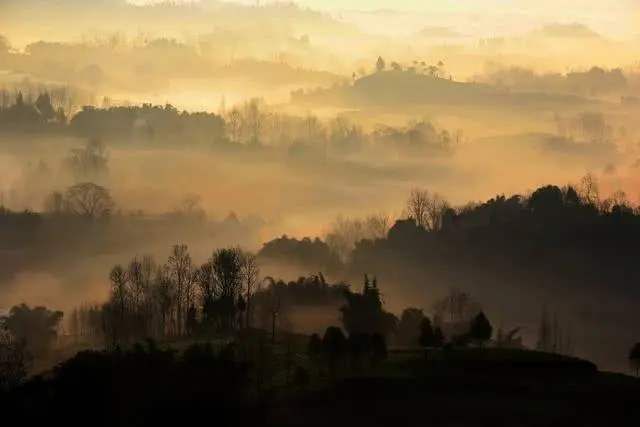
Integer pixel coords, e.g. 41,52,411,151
469,312,493,344
419,316,436,348
341,275,397,337
2,304,63,357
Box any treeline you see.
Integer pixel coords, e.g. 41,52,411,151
0,93,457,156
70,246,261,345
263,174,640,274
0,92,67,130
475,66,628,97
257,176,640,368
69,240,515,355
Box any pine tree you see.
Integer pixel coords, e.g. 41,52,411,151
419,317,436,347
469,312,493,346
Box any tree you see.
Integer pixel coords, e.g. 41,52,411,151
469,312,493,346
44,191,66,214
629,343,640,377
397,308,425,346
341,275,397,337
65,139,109,182
35,93,56,122
63,182,115,219
579,172,600,206
376,56,386,73
2,304,63,358
406,188,449,231
241,252,260,329
432,288,481,324
433,326,445,348
419,316,436,347
243,98,263,145
0,324,29,391
371,333,387,366
322,326,347,378
227,108,242,143
167,244,195,336
211,248,243,331
528,185,564,217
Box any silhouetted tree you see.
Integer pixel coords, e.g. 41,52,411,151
0,323,29,391
341,275,397,337
2,304,63,358
397,308,425,346
433,326,445,348
322,326,347,378
241,252,260,328
347,333,372,371
65,139,109,182
63,182,115,219
629,343,640,377
469,312,493,346
307,333,322,363
406,188,449,231
371,333,387,366
419,316,436,347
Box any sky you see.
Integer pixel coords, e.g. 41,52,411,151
133,0,638,37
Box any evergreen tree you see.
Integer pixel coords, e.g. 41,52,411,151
469,312,492,346
419,316,436,347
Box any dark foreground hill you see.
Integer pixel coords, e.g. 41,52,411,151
2,343,639,426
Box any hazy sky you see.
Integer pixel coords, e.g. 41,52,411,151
216,0,638,37
230,0,635,13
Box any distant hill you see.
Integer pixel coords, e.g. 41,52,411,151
293,70,591,108
212,60,344,87
533,23,603,39
418,26,464,39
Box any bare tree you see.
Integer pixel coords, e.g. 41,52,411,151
406,188,449,231
432,288,481,324
65,138,109,182
211,248,244,330
579,173,600,206
63,182,115,219
167,244,194,336
241,252,260,329
243,98,264,145
227,108,242,143
326,213,392,261
0,325,29,390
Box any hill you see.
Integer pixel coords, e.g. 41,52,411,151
293,70,593,108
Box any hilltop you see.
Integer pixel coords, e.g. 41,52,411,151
293,69,591,108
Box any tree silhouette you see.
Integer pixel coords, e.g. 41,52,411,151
341,275,397,337
406,188,449,231
63,182,115,219
307,333,323,366
419,316,436,347
2,304,63,358
371,333,387,366
397,308,425,346
630,343,640,377
322,326,347,379
376,56,386,73
469,312,493,346
0,323,29,391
